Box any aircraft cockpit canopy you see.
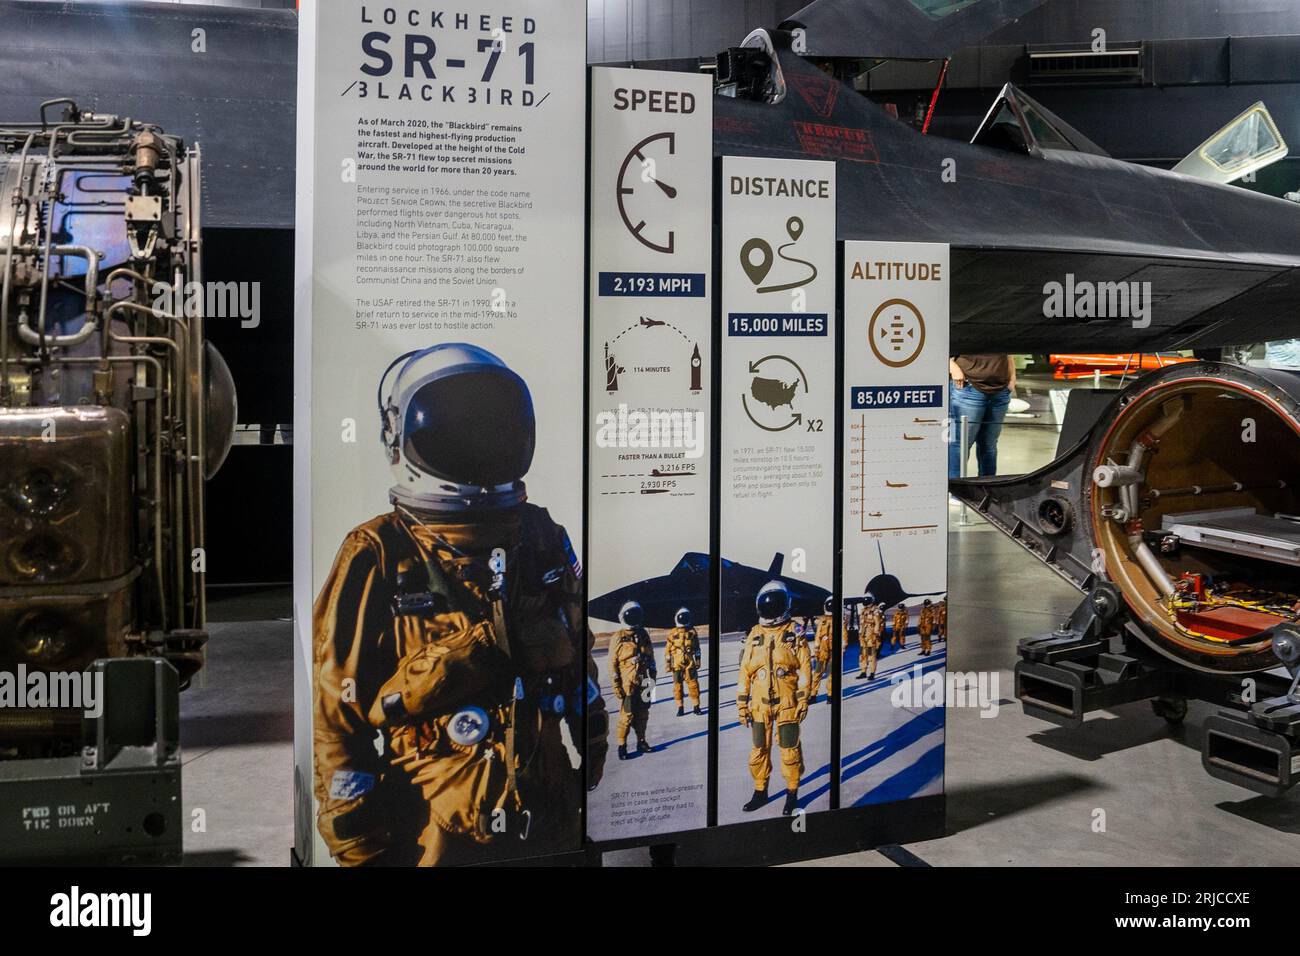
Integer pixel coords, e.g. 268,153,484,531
971,83,1110,158
672,553,711,576
907,0,984,19
1173,101,1289,184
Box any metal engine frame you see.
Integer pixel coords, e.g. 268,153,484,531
0,99,232,861
953,362,1300,798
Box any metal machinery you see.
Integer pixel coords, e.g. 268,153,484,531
953,362,1300,798
0,99,235,862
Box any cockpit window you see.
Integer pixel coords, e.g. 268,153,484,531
673,554,710,575
1200,107,1284,174
1020,100,1076,151
907,0,984,19
971,83,1110,158
1172,102,1289,184
977,101,1030,154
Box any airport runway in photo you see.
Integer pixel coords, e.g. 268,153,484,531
587,616,946,836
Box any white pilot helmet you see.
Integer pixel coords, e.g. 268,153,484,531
756,580,792,626
378,344,535,512
619,601,645,627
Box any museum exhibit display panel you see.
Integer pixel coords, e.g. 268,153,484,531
586,67,714,842
840,241,950,810
294,4,950,862
718,156,837,823
294,0,591,867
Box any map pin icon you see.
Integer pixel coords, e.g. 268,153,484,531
786,216,804,241
741,238,773,287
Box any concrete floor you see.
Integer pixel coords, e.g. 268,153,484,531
191,410,1300,866
181,603,293,866
802,514,1300,867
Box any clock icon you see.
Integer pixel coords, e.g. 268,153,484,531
616,131,679,254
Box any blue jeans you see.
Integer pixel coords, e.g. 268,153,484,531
948,383,1011,478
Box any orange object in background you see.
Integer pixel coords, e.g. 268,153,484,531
1050,353,1195,379
1176,572,1207,601
1175,605,1285,642
1175,606,1284,642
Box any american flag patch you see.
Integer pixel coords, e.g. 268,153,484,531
562,530,583,580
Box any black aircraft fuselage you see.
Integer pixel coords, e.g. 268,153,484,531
588,552,830,634
713,38,1300,355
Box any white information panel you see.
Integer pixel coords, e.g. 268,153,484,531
586,67,714,840
839,240,950,810
294,0,589,867
718,157,836,823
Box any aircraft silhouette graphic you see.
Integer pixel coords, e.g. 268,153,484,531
589,552,830,633
844,540,945,613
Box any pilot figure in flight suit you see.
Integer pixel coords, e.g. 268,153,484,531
918,599,937,656
665,607,702,716
856,601,882,680
892,603,910,650
737,581,811,816
937,597,948,642
610,601,657,758
312,344,608,867
809,596,835,703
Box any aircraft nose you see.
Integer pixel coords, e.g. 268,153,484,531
588,588,628,621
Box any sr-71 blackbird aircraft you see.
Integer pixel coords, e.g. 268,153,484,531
713,0,1300,355
699,0,1300,797
589,552,830,632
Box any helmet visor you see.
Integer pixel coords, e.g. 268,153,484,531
756,587,791,622
403,368,535,486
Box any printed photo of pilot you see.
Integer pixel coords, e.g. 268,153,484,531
838,540,947,809
311,344,603,866
586,561,711,841
717,563,833,824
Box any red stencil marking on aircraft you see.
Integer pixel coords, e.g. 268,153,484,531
793,122,879,163
790,72,840,118
715,116,760,136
